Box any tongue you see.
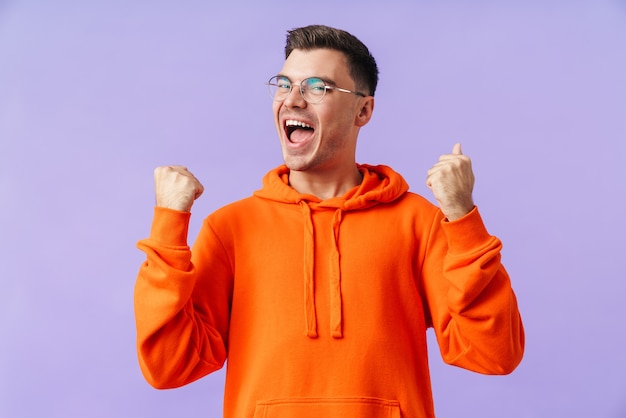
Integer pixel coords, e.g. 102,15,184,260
290,128,314,143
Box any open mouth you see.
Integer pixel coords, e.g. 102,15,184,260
285,119,315,143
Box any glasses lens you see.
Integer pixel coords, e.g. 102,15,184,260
268,76,291,101
301,78,326,103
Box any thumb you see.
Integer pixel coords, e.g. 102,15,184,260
452,143,462,155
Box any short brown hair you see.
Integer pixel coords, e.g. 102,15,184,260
284,25,379,96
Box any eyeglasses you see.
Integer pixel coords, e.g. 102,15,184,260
266,75,366,104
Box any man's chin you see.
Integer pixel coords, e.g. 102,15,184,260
282,153,311,172
283,162,309,172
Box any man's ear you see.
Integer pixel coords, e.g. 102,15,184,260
355,96,374,127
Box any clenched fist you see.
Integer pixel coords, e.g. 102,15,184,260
426,143,475,221
154,166,204,212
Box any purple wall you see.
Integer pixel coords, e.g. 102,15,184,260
1,1,625,417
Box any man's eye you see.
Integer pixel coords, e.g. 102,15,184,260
305,79,326,93
274,77,291,90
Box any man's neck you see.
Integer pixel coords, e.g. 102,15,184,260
288,165,363,200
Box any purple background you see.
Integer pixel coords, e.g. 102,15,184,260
1,1,625,417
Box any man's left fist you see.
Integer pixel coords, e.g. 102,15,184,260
426,143,475,221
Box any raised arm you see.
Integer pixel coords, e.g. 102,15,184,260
134,166,230,388
422,145,524,374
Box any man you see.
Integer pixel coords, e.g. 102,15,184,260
135,25,524,418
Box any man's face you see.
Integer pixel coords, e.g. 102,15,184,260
272,48,368,174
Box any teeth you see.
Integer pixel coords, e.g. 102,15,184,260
285,120,312,129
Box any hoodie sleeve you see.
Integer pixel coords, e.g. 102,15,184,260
421,207,525,375
134,207,232,388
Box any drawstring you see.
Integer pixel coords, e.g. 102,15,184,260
329,209,344,338
300,202,318,338
299,202,345,339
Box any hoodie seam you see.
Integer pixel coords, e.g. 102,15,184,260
419,208,443,328
203,219,236,278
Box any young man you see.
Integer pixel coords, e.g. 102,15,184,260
135,25,524,418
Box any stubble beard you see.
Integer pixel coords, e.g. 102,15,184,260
282,132,344,173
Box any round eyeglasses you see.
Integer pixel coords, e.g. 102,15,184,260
266,76,366,104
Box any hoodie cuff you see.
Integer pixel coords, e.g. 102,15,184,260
148,206,192,247
441,207,493,254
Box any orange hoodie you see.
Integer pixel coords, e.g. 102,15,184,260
135,164,524,418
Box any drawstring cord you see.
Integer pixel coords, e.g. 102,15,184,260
299,202,345,339
300,202,318,338
329,209,344,338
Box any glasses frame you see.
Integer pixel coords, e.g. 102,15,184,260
266,75,367,104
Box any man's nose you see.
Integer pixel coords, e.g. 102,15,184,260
283,85,307,108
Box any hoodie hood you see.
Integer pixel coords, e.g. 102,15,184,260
253,164,409,339
254,164,409,208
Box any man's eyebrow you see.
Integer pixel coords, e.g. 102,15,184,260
318,77,338,86
275,74,338,85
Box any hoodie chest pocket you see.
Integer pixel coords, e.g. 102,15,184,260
253,397,401,418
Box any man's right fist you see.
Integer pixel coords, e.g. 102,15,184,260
154,166,204,212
